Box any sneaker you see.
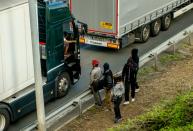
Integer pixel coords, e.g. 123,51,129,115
131,98,135,102
95,103,102,107
123,101,130,105
135,88,140,93
104,108,110,112
114,118,122,123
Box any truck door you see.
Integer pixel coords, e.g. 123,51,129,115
45,2,66,81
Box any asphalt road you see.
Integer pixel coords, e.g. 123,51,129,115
8,10,193,131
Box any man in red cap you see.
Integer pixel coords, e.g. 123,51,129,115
90,59,103,106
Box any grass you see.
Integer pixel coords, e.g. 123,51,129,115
108,39,193,131
138,51,184,77
159,52,183,64
110,91,193,131
138,66,155,76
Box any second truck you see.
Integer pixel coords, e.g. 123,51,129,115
0,0,86,130
70,0,193,49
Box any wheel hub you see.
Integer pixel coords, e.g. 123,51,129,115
165,16,171,28
143,27,150,40
0,114,6,130
154,21,161,33
59,78,68,92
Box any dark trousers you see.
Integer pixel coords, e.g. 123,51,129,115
134,70,139,89
124,80,135,101
114,96,122,119
91,85,102,106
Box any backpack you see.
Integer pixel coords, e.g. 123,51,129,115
128,57,138,72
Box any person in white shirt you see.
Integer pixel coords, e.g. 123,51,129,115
111,76,125,123
63,32,76,57
90,59,103,106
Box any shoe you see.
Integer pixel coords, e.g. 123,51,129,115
131,98,135,102
95,103,102,106
135,88,140,93
114,118,122,123
104,108,110,112
105,109,109,112
123,101,130,105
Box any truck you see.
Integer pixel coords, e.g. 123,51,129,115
70,0,193,49
0,0,86,130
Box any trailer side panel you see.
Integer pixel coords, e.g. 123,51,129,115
0,3,34,101
119,0,189,37
71,0,117,35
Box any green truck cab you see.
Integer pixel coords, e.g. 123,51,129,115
38,1,81,96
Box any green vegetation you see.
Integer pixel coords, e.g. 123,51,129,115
159,52,183,64
138,66,155,76
138,52,184,77
110,91,193,131
179,41,191,49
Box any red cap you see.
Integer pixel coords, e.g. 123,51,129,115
92,59,99,66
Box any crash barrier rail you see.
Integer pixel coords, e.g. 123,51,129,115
21,89,92,130
23,24,193,131
115,24,193,76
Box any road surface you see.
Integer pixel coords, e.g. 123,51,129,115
8,10,193,131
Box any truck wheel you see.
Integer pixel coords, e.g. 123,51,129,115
151,19,161,36
161,13,172,31
0,109,10,131
138,24,150,43
56,72,71,98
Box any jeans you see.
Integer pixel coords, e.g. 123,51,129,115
91,85,102,106
134,70,139,89
104,88,112,110
113,96,122,119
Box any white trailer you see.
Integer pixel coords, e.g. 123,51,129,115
0,1,34,102
70,0,193,49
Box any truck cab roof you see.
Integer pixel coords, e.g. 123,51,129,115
0,0,28,11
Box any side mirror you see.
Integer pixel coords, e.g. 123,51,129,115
77,21,88,35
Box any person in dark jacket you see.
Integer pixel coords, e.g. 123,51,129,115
131,48,140,92
103,62,113,111
122,56,138,104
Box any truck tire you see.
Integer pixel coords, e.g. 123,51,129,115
161,13,172,31
0,109,10,131
136,24,150,43
56,72,71,98
151,19,161,36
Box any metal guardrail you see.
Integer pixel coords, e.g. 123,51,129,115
23,24,193,131
116,24,193,76
139,24,193,68
22,89,92,130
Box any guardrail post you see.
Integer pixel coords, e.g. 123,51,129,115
188,35,192,45
173,43,176,55
154,53,158,71
79,99,82,115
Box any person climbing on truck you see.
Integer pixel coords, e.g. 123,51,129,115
64,32,76,57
